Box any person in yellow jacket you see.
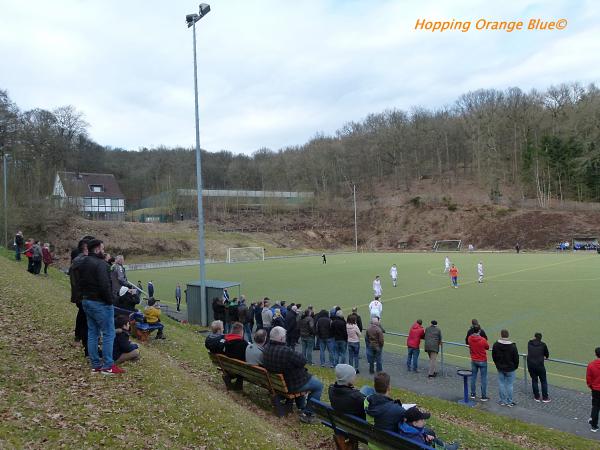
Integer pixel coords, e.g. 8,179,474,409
144,298,165,339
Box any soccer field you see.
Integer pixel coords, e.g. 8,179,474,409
131,252,600,390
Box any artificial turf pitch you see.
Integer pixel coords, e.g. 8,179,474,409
131,251,600,390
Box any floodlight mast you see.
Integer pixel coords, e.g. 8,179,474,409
186,3,210,324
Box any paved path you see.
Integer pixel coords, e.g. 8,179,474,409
344,347,599,441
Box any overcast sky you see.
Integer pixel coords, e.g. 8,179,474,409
1,0,599,154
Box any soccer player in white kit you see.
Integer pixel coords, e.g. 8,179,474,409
390,264,398,287
444,256,451,273
477,261,484,283
372,276,383,297
369,297,383,319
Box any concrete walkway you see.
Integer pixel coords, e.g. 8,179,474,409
346,347,599,441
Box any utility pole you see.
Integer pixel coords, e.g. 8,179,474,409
353,184,358,252
3,153,8,249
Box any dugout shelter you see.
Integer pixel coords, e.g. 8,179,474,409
186,280,241,326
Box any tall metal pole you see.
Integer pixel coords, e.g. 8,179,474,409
353,184,358,252
3,153,8,249
192,21,207,322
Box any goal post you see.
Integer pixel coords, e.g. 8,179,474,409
572,236,599,251
226,247,265,263
433,240,462,252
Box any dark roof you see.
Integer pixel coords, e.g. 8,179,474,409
187,280,241,289
58,172,125,199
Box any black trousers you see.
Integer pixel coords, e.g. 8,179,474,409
528,365,548,400
74,303,89,356
592,389,600,429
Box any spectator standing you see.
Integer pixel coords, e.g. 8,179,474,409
24,238,34,273
14,231,24,261
237,297,249,339
492,329,519,407
175,284,182,312
424,320,442,378
41,243,53,275
586,347,600,432
262,326,324,424
227,297,239,334
261,300,273,335
31,240,43,275
246,329,267,365
272,308,285,329
113,315,140,364
147,280,154,298
467,325,489,401
254,300,264,330
331,310,348,365
527,333,550,402
366,317,384,374
347,307,363,332
79,239,123,374
70,237,91,356
205,320,225,354
212,296,225,323
346,315,361,373
328,364,365,419
465,319,488,344
406,319,425,372
316,309,335,368
285,305,300,350
116,286,140,312
245,300,255,343
299,309,315,365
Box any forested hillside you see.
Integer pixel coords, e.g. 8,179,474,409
1,81,599,217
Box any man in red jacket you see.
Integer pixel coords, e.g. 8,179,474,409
467,325,489,401
406,319,425,372
586,347,600,432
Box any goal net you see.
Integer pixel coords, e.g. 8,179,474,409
572,237,599,251
433,240,462,252
227,247,265,263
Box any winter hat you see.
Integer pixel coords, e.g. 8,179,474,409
119,286,129,297
335,364,356,386
404,406,431,423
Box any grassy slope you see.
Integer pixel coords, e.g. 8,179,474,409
1,253,599,449
132,252,600,390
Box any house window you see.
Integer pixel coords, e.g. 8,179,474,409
83,198,92,207
98,198,105,207
90,185,104,193
105,198,111,207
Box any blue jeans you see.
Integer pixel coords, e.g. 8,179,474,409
407,347,420,371
319,338,335,367
244,323,253,343
301,337,314,364
82,300,115,370
15,246,21,261
348,342,360,370
451,276,458,286
498,370,516,404
470,361,488,397
369,346,382,373
295,375,324,413
334,341,347,365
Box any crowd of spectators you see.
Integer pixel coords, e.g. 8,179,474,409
13,231,54,275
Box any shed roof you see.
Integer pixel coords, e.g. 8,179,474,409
186,280,241,289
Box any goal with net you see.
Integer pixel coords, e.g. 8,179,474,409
226,247,265,263
572,236,599,251
433,240,462,252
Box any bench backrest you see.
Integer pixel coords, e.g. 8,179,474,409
310,399,430,450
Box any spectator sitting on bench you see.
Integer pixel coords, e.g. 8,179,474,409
400,406,459,449
223,321,249,390
117,286,140,312
144,297,165,339
205,320,225,354
246,329,267,366
113,315,140,364
263,326,324,425
364,372,407,432
328,364,366,420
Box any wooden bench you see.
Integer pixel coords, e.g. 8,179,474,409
128,311,163,342
208,353,308,417
309,399,430,450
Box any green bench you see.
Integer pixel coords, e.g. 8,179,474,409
309,399,430,450
208,352,308,417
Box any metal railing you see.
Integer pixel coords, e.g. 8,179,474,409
386,331,587,392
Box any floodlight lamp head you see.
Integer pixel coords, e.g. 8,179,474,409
186,13,199,27
199,3,211,17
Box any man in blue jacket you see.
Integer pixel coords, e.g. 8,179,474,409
364,372,407,431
